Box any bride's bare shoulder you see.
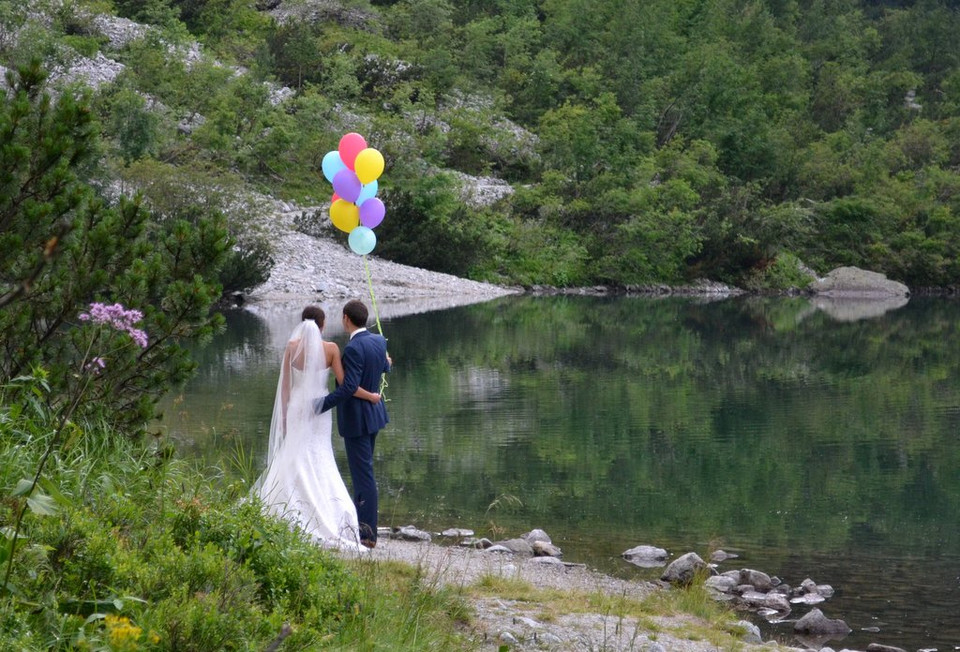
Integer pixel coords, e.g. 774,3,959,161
323,340,341,364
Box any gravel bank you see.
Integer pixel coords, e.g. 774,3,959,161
355,538,803,651
244,206,519,310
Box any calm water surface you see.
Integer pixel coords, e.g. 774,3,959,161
159,295,960,650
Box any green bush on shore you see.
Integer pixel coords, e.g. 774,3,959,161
0,376,470,651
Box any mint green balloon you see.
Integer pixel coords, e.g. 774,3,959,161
348,226,377,255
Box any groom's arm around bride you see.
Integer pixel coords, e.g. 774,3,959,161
313,303,390,431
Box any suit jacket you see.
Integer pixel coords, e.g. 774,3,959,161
319,330,390,438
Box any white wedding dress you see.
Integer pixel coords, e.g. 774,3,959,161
253,320,366,553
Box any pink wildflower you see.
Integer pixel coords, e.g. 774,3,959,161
79,302,149,348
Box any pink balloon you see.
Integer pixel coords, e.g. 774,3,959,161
331,192,340,203
338,132,367,170
332,169,362,203
359,197,385,228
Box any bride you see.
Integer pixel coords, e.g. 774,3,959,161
254,306,380,551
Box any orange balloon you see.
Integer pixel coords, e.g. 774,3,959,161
330,199,359,233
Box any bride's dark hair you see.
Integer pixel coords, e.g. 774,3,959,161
301,305,325,328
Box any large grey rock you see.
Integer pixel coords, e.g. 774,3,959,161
710,549,739,562
521,528,552,544
811,266,909,298
497,538,534,554
740,590,791,613
623,545,669,568
704,575,738,593
739,568,774,591
660,552,707,586
794,608,852,636
790,592,826,605
531,540,563,557
393,525,431,542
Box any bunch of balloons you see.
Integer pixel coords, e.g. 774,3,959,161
322,132,386,256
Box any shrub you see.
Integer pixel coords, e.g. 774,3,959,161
0,397,362,650
742,252,817,291
375,170,496,277
0,65,228,432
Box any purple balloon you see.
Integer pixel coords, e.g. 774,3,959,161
332,169,362,203
359,198,385,228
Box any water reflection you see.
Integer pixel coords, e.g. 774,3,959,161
159,294,960,651
812,295,911,322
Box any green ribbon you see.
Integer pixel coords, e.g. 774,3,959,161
363,255,389,397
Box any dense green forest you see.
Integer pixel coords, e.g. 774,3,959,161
3,0,960,290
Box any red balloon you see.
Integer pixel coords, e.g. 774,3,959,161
338,132,367,170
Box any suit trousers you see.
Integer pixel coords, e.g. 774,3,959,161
344,431,378,542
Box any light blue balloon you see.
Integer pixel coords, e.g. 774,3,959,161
322,151,346,184
356,180,378,206
348,226,377,255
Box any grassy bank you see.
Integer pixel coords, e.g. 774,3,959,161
1,382,756,651
0,395,470,650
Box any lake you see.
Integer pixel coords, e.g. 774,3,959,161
158,294,960,651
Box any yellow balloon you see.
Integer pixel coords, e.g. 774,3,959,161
330,199,360,233
354,148,385,185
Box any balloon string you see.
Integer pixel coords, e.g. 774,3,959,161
363,255,389,397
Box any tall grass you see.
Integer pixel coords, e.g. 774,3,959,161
0,394,472,650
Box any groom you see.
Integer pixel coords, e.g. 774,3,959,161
315,299,390,548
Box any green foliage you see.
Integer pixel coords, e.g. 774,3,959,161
376,171,495,277
742,251,816,291
118,160,273,296
0,65,227,431
100,86,164,163
112,0,182,29
480,217,589,287
0,399,358,649
11,0,960,288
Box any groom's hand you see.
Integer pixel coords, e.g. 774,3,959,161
313,398,324,414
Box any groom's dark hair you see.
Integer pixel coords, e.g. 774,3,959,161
342,300,368,328
302,305,325,328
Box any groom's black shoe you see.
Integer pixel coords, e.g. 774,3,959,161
360,539,376,549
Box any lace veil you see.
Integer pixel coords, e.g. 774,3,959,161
264,319,326,466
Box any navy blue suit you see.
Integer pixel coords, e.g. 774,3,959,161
318,329,390,542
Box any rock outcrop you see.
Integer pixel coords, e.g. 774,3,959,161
811,266,909,298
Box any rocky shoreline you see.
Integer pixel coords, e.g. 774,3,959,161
356,527,799,652
354,525,919,652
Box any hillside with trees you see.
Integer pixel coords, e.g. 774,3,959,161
3,0,960,297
